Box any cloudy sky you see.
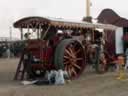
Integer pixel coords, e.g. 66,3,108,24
0,0,127,38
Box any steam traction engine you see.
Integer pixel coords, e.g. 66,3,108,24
13,17,117,80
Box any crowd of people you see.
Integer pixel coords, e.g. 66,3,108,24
0,41,24,58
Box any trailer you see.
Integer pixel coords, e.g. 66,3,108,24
13,16,117,80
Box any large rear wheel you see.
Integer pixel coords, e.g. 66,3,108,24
54,39,86,79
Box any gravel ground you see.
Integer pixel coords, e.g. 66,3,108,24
0,58,128,96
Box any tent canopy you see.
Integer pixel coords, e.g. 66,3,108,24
14,16,117,30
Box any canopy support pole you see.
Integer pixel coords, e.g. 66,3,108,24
20,28,23,40
42,25,51,40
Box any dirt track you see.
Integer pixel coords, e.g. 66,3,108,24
0,58,128,96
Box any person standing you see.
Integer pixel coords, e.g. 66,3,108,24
6,47,11,58
125,48,128,70
117,54,125,80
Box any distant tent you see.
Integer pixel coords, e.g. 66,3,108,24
97,8,128,27
97,8,128,56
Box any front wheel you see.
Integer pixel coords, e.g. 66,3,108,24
94,46,107,73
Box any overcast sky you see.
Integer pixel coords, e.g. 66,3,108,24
0,0,127,38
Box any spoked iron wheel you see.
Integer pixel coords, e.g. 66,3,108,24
54,39,86,79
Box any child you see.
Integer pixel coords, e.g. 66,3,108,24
116,54,125,80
